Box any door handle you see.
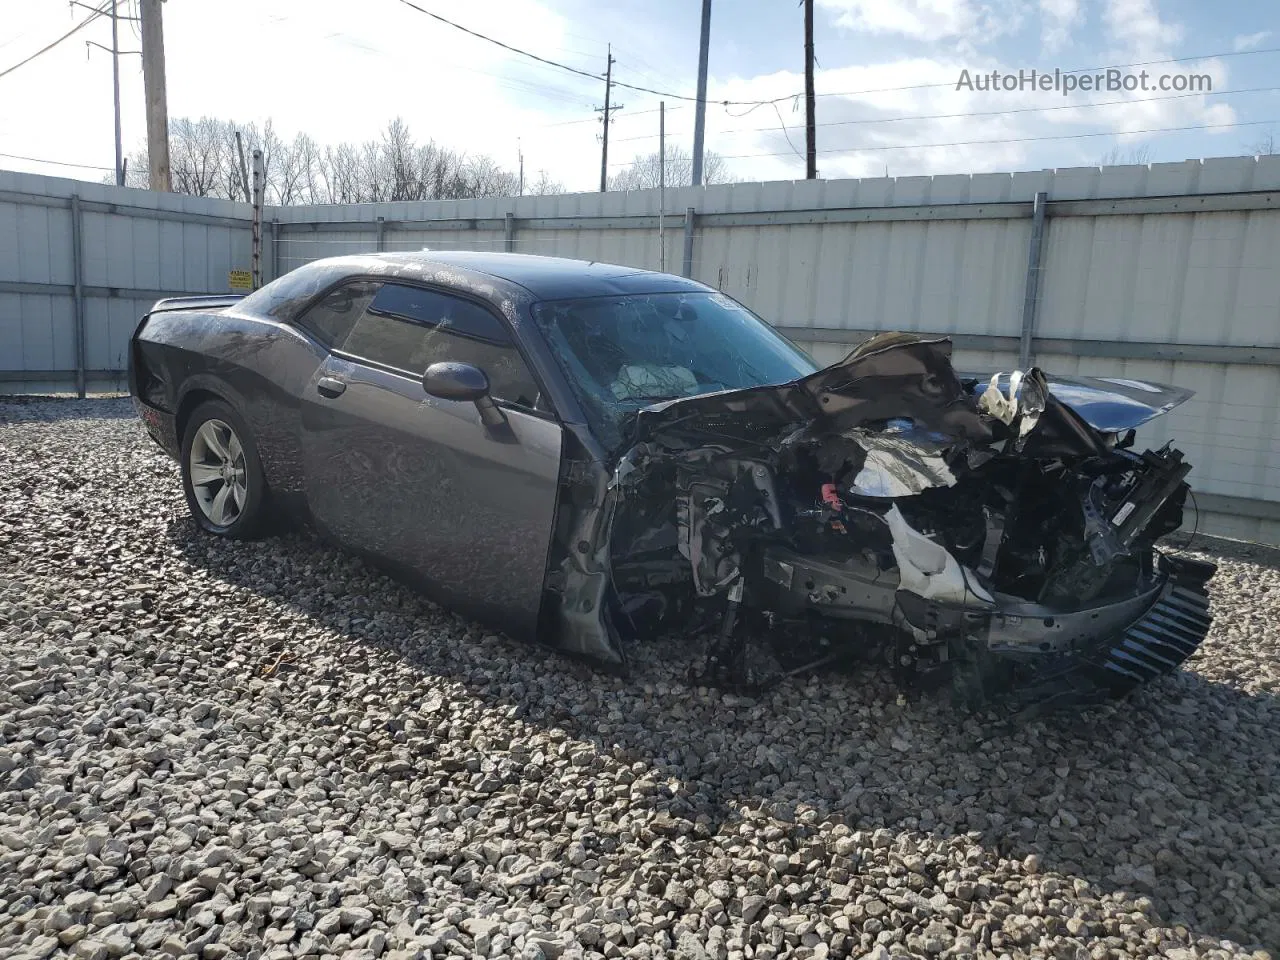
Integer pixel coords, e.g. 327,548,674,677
316,376,347,398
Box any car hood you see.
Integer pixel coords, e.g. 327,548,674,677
998,373,1193,432
629,338,1193,448
631,336,988,449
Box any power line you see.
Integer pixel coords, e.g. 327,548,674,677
392,0,605,85
389,0,778,107
537,103,687,129
639,42,1280,109
392,0,1280,119
696,118,1280,163
0,3,111,81
0,149,114,171
322,30,596,108
579,41,1280,112
612,85,1280,145
801,45,1280,106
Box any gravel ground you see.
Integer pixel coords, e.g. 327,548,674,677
1,397,1278,960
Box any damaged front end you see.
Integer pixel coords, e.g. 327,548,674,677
556,332,1213,708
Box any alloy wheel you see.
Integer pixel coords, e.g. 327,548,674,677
188,418,248,527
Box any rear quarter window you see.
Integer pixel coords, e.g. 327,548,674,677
294,281,380,347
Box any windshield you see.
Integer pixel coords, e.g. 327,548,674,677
531,291,817,448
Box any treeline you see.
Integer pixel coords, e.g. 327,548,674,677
121,117,565,204
607,143,733,191
119,116,736,203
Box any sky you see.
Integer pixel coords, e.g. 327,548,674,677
1,0,1278,193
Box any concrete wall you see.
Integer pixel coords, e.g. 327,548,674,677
3,157,1280,541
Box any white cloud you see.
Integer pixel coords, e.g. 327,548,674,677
1039,0,1082,52
1101,0,1183,60
0,0,1244,191
1233,31,1272,52
691,35,1236,182
0,0,611,189
816,0,1022,45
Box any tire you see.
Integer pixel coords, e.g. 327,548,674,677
180,399,269,539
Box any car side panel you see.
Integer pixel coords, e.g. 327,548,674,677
133,308,327,499
300,355,563,643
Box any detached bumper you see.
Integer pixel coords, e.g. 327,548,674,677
765,543,1215,703
1085,554,1215,695
983,554,1216,706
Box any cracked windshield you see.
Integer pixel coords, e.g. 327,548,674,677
532,291,816,442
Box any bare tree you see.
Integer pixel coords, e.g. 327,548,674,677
119,115,557,203
1095,145,1152,166
1248,133,1278,156
528,169,566,195
272,132,321,206
125,116,226,196
608,144,735,191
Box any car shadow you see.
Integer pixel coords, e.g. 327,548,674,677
0,396,135,422
165,517,1280,949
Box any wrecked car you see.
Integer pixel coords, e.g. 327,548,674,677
129,252,1213,706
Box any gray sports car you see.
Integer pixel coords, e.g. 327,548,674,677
129,251,1213,706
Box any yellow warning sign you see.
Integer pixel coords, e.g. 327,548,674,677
228,270,253,290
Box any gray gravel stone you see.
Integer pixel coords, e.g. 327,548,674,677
1,397,1278,960
25,937,59,960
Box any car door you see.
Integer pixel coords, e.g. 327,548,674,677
298,281,563,643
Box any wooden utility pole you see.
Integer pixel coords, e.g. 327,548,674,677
140,0,171,191
803,0,816,179
596,45,622,192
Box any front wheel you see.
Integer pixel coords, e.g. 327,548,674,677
180,399,268,538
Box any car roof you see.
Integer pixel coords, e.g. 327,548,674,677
364,250,709,300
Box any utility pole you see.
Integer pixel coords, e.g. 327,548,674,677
251,149,264,289
234,131,251,203
77,0,129,185
691,0,712,186
659,101,666,271
596,45,622,192
803,0,816,179
518,138,524,196
140,0,171,191
111,0,123,185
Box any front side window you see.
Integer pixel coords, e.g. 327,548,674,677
295,280,380,347
531,291,816,447
337,283,542,409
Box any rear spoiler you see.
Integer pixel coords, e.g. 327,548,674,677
148,294,246,315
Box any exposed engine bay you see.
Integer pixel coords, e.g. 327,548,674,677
572,333,1214,708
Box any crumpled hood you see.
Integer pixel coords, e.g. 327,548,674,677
632,336,989,449
631,336,1193,447
996,373,1193,432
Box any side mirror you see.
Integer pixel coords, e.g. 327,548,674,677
422,361,506,428
423,361,488,401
